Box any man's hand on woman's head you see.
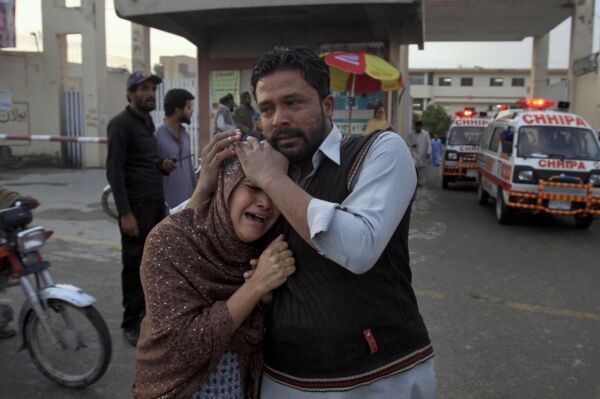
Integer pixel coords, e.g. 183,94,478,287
234,136,288,189
187,129,241,209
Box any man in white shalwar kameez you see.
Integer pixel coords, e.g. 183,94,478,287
407,121,431,187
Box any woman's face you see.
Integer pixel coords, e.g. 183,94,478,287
228,179,281,243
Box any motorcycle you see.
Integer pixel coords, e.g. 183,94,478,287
0,201,112,388
101,184,118,220
101,157,201,220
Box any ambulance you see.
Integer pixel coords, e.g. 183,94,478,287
442,109,490,189
476,98,600,228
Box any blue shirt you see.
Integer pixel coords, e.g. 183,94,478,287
155,123,196,209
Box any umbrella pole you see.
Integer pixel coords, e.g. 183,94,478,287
347,74,357,136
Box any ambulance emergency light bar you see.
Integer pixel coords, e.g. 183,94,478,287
455,108,487,119
455,108,476,118
515,98,556,109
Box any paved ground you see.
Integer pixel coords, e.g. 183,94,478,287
0,167,599,398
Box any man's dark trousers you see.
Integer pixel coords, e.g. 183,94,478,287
119,199,166,330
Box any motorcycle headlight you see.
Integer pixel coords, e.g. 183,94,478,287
446,151,458,161
590,173,600,186
16,227,46,253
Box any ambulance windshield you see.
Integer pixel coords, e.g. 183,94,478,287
517,126,600,161
448,127,485,146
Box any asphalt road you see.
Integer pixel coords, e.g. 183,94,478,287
0,167,599,399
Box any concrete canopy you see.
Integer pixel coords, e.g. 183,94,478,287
114,0,424,49
425,0,572,41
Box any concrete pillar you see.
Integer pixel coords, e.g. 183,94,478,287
389,39,411,138
42,0,107,168
80,0,107,168
530,34,549,97
132,24,151,74
568,0,595,105
197,46,211,151
41,0,68,155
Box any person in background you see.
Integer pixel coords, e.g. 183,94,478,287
0,187,40,339
234,91,256,136
214,93,236,135
430,134,443,167
363,105,391,134
155,88,197,210
106,72,176,347
243,112,265,141
407,120,431,187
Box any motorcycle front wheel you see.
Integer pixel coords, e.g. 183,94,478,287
24,299,112,388
101,186,118,220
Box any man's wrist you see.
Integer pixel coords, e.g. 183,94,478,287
261,173,288,193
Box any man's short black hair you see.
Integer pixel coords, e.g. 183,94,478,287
251,46,330,102
219,93,234,105
415,120,423,126
164,89,195,117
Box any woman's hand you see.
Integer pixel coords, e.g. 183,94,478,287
187,129,241,209
226,235,294,330
246,235,295,297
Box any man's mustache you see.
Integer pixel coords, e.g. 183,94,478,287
268,127,304,146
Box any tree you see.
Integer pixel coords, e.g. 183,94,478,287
421,104,452,137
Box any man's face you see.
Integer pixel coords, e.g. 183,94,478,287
243,94,252,106
178,99,194,124
415,124,422,133
256,69,333,164
130,81,157,113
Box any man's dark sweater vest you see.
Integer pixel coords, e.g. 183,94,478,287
264,133,433,391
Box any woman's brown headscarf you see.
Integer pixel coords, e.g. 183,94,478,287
133,159,265,399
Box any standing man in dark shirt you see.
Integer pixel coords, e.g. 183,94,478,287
106,72,176,346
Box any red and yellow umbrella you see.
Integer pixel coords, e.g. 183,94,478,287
323,51,403,93
322,51,403,134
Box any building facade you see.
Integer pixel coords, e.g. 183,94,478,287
409,68,568,116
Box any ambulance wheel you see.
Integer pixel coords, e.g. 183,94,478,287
477,182,489,206
574,215,593,229
495,189,512,224
442,176,449,190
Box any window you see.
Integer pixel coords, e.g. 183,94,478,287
461,77,473,87
412,98,424,112
481,126,494,150
178,63,189,74
512,78,525,87
490,77,504,87
427,73,434,86
438,77,452,86
409,73,425,86
448,127,486,146
517,126,600,160
489,127,505,152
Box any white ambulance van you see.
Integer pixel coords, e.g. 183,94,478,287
476,99,600,228
442,110,490,189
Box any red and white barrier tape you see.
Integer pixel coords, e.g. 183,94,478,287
0,134,107,144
